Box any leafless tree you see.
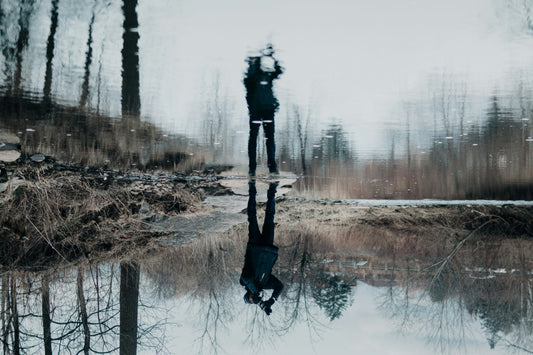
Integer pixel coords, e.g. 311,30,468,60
292,104,312,176
121,0,140,117
41,274,52,355
200,70,234,162
79,0,98,108
43,0,59,106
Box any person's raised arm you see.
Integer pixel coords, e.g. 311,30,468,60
272,60,283,80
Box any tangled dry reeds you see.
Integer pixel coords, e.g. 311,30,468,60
0,170,205,269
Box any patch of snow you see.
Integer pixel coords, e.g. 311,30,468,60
493,268,507,274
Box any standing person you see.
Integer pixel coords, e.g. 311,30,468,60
244,44,283,177
240,181,284,315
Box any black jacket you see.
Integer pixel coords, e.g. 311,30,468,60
239,242,284,299
244,56,283,112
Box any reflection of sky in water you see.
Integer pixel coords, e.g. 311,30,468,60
137,0,533,154
2,248,527,354
164,282,500,355
5,0,533,156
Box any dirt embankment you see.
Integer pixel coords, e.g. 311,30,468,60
275,198,533,236
270,198,533,279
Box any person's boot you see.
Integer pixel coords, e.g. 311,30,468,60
269,165,279,175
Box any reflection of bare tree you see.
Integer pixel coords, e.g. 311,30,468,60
172,239,236,354
200,70,235,162
121,0,140,117
43,0,60,106
0,263,168,353
141,236,237,353
14,0,35,95
79,0,97,108
77,266,90,354
42,266,121,353
0,0,34,95
377,230,533,354
0,274,24,354
142,231,349,353
195,287,233,354
293,104,312,176
120,262,140,355
41,274,52,355
279,236,322,334
501,0,533,34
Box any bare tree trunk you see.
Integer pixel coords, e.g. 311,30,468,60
120,262,140,355
294,106,309,176
77,267,90,354
80,2,96,108
14,0,35,95
41,274,52,355
0,4,15,93
43,0,59,106
121,0,140,117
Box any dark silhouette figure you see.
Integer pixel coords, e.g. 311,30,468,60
244,44,283,176
240,181,284,315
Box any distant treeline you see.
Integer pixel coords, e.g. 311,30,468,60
277,95,533,200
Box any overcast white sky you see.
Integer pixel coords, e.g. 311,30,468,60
164,282,507,355
6,0,533,156
136,0,533,155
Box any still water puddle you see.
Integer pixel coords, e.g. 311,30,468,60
1,1,533,353
1,241,531,355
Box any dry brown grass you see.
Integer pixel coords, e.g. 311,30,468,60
142,225,248,298
1,101,207,173
293,153,533,200
0,170,205,269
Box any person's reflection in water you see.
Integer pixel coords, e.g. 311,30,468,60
240,180,284,316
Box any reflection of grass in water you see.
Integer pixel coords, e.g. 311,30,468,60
142,201,533,354
1,102,206,171
293,156,533,200
144,200,533,296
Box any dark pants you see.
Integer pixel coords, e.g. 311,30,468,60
247,182,276,245
248,109,277,173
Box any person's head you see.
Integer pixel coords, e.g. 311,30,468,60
262,43,274,56
243,290,253,304
244,290,262,304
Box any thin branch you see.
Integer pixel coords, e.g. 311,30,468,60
427,216,508,290
25,215,69,263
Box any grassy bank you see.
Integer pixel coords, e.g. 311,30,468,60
0,166,210,270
